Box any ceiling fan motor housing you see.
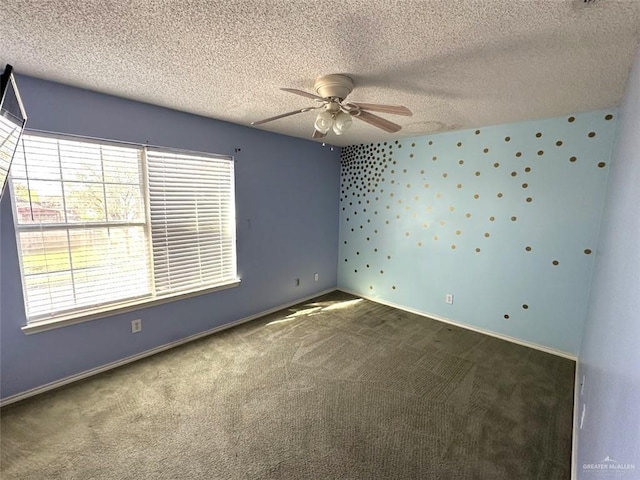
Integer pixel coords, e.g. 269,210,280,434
314,74,354,101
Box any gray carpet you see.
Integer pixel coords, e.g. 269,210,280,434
0,291,575,479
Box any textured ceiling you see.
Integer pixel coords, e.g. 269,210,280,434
2,0,639,147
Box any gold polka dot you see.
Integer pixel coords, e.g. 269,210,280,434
537,150,544,156
605,114,613,121
552,260,559,266
457,142,462,147
536,132,542,138
511,216,517,221
466,213,471,218
570,156,577,163
484,232,490,238
449,206,455,212
417,242,422,247
456,230,461,235
436,193,442,199
407,183,411,188
511,172,517,177
457,183,463,189
504,314,510,319
525,167,531,172
424,183,430,188
505,136,511,142
522,183,528,188
556,141,563,147
494,163,500,168
410,153,414,158
475,247,481,253
420,169,425,174
526,197,533,203
459,160,464,165
584,249,592,255
433,156,437,161
490,216,495,221
440,220,445,226
429,141,433,145
475,171,481,176
598,162,606,168
423,222,428,228
483,148,489,153
380,270,384,274
433,235,438,241
522,304,529,310
497,193,503,198
568,116,575,122
370,286,373,290
516,152,522,157
412,143,416,147
451,244,456,250
442,173,448,178
588,132,596,138
525,246,532,251
392,285,396,290
475,130,480,135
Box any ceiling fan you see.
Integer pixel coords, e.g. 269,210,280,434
251,74,413,139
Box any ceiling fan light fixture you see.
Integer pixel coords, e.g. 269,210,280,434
332,111,353,135
314,110,333,134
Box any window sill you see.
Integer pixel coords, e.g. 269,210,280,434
21,279,241,335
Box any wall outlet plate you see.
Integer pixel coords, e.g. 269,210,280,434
314,273,319,282
445,294,454,304
131,319,142,334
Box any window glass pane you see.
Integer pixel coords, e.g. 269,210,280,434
19,136,61,180
64,181,106,222
59,140,103,182
69,227,150,307
103,147,140,184
105,183,144,222
24,271,75,318
19,230,70,275
14,180,65,224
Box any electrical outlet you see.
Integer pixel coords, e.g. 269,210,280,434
314,273,319,282
445,294,454,304
131,319,142,334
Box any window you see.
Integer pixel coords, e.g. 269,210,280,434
10,133,237,327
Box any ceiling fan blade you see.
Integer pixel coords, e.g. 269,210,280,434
251,106,318,126
354,110,402,133
351,102,413,116
312,129,327,139
281,88,326,101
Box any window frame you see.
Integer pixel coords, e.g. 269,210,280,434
10,130,240,335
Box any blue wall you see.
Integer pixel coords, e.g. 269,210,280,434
577,46,640,477
0,77,340,400
338,111,617,356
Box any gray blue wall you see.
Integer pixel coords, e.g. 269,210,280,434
0,77,341,400
338,111,617,356
577,46,640,477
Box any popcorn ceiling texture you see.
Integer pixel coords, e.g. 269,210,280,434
1,1,639,146
338,110,618,355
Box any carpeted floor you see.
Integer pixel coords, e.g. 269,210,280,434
0,291,575,479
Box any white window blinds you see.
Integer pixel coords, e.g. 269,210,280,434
11,133,238,324
146,149,237,295
11,135,150,320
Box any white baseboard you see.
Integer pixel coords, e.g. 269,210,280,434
0,288,336,407
338,288,578,361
